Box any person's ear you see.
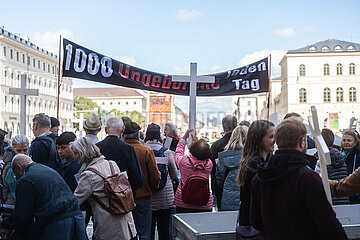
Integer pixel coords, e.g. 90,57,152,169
105,127,108,134
300,136,306,149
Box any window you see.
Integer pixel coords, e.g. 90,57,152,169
16,52,19,61
334,45,343,51
323,88,331,103
33,58,35,67
349,87,357,102
4,71,7,78
336,87,343,102
299,64,305,76
102,102,105,105
309,46,317,52
38,60,40,69
324,64,330,75
126,102,129,105
48,64,50,73
3,47,6,57
337,64,343,75
43,62,45,71
247,110,251,116
11,73,13,79
299,88,307,103
350,63,355,75
322,46,330,52
10,49,13,59
134,101,136,105
118,102,120,105
27,56,30,66
247,101,251,106
110,102,113,105
348,45,356,51
23,54,25,64
52,66,55,74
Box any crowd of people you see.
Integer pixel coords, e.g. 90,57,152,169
0,111,359,239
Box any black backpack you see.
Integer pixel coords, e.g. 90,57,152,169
152,147,168,191
37,135,63,173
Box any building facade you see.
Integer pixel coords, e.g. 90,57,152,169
73,87,147,115
0,27,73,137
232,93,268,122
273,39,360,132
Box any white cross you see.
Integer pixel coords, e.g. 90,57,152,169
308,106,332,205
172,63,215,139
9,74,39,136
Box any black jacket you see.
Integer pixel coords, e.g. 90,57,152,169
239,156,264,225
61,158,81,192
343,147,360,203
2,163,79,239
96,135,144,191
251,150,347,240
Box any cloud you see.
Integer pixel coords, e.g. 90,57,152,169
114,56,137,66
32,29,77,54
238,49,287,78
274,27,296,38
174,9,204,22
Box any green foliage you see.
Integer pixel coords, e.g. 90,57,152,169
109,109,146,124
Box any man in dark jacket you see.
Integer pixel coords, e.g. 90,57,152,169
124,121,161,240
96,117,144,191
210,115,237,210
1,154,87,240
251,118,347,240
30,113,62,173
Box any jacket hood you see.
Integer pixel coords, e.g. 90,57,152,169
329,148,346,168
218,149,242,168
257,150,310,184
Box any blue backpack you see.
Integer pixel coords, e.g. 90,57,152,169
152,147,168,191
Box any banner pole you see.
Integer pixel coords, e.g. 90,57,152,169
57,35,62,120
267,54,272,120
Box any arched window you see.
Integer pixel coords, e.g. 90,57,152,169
336,87,344,102
334,45,343,51
349,87,357,102
299,64,306,76
323,88,331,103
337,63,343,75
322,46,330,52
350,63,355,75
324,64,330,76
299,88,307,103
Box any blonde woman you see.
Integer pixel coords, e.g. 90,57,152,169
216,126,248,211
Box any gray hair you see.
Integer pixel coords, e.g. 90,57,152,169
11,135,29,147
12,154,32,168
106,117,124,133
222,115,237,132
70,137,101,164
165,122,178,136
123,132,139,140
33,113,51,129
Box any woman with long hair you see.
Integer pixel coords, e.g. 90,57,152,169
216,125,248,211
341,130,360,203
237,120,275,226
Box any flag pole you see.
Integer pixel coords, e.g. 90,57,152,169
57,35,62,119
267,54,272,120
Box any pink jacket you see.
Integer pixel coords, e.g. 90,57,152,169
174,139,213,210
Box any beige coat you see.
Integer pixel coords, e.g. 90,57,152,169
74,156,137,240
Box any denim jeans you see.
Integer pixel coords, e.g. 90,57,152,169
41,214,88,240
151,208,171,240
133,199,152,240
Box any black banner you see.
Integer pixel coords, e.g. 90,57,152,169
62,38,269,96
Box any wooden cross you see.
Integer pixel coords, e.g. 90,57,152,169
172,63,215,140
308,106,332,205
9,74,39,136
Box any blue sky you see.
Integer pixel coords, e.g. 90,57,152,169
2,0,360,115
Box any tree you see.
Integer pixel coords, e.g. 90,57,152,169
109,109,146,124
73,96,100,119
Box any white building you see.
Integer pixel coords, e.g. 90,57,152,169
0,27,73,137
232,93,267,122
73,87,147,115
273,39,360,132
